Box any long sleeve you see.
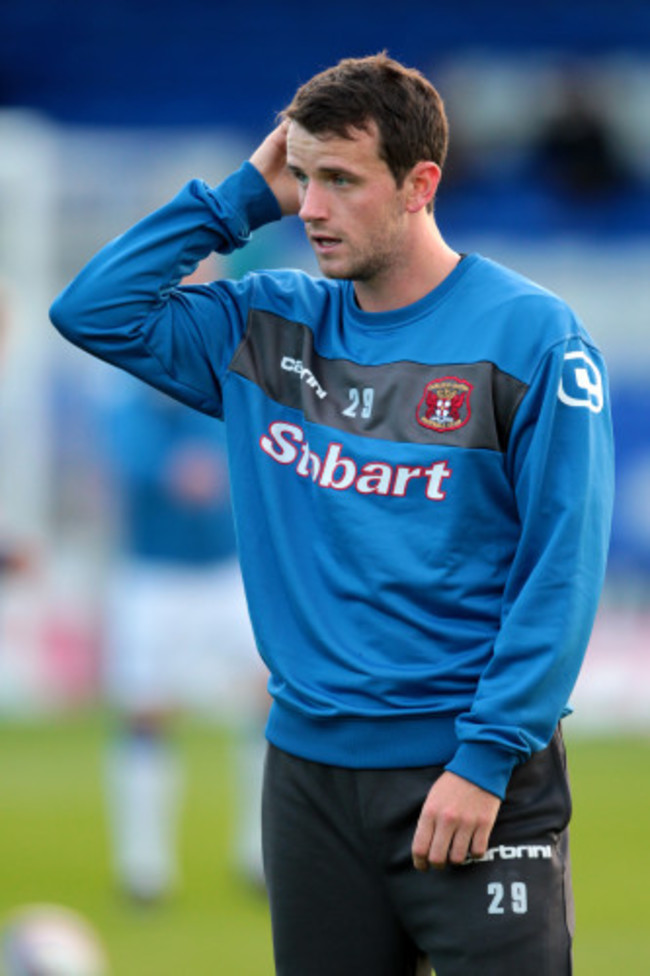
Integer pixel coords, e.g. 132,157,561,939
50,163,281,416
448,333,614,796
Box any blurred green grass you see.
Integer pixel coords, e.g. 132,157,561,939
0,714,648,974
568,731,650,973
0,713,273,975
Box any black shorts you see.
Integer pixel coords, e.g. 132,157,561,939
262,727,573,976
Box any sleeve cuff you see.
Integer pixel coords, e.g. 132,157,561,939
445,741,520,799
215,160,283,234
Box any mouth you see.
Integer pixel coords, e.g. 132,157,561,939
310,233,343,254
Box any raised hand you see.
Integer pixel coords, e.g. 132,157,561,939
249,122,300,216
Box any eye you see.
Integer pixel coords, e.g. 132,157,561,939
330,173,349,187
289,167,308,186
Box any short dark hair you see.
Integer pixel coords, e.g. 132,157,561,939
281,53,449,188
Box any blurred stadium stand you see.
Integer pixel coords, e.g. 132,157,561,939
1,0,649,726
2,0,650,129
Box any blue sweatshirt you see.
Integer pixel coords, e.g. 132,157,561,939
50,162,614,798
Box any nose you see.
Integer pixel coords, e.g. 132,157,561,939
298,180,328,222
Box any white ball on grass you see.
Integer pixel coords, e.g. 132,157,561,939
0,904,108,976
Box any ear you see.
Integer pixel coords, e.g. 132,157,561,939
404,161,441,213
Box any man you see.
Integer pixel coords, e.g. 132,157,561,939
101,378,267,902
50,53,614,975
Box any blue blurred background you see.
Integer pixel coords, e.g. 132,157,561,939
2,0,650,131
1,0,649,725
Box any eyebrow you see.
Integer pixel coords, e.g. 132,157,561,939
287,162,359,179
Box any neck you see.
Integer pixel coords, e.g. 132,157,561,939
353,219,460,314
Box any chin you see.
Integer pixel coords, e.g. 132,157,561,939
321,267,352,281
316,259,351,280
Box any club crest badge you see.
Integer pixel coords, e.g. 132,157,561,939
416,376,473,433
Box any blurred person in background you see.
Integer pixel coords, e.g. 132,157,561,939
531,67,633,203
102,377,267,903
51,53,613,975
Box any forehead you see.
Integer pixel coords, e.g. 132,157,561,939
286,120,387,174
